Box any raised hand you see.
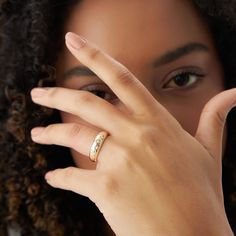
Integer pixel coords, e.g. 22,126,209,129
30,32,235,236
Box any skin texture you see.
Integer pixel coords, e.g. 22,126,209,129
30,32,235,235
55,0,226,170
29,0,236,234
1,0,236,235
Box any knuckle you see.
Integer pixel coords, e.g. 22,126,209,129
203,107,226,127
47,87,58,99
112,145,138,170
77,91,93,104
98,172,120,198
134,126,158,147
215,110,226,126
87,47,101,61
46,87,60,107
67,124,82,139
63,167,77,180
115,67,135,86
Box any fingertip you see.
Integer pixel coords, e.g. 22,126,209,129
65,31,72,39
45,171,53,181
65,32,86,50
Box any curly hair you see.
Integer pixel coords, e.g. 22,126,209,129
0,0,236,235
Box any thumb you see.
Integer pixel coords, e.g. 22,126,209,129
195,88,236,165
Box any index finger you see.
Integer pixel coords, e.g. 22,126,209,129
65,32,162,116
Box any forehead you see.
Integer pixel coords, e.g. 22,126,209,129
63,0,214,68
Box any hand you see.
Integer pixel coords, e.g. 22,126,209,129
30,32,235,236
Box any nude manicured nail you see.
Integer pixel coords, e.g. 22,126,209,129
31,88,48,98
65,32,86,50
31,127,44,138
45,171,53,181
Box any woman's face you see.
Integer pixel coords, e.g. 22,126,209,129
55,0,225,169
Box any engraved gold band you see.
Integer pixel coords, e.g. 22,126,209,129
89,131,109,162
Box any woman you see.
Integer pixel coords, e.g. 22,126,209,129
0,0,236,235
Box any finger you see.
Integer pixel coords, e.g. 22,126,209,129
65,32,162,116
45,167,98,199
31,87,127,133
195,88,236,165
31,123,112,158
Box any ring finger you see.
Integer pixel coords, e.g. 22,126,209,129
31,123,112,159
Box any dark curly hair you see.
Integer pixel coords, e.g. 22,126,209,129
0,0,236,235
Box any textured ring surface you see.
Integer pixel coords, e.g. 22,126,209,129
89,131,109,162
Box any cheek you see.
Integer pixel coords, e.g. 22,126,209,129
166,77,225,136
165,92,223,136
168,98,227,157
170,104,202,136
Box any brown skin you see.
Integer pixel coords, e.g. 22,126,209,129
29,1,232,235
55,0,226,171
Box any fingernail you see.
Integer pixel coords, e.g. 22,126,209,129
31,88,48,98
45,171,53,181
31,127,44,138
65,32,86,50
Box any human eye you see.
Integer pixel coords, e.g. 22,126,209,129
163,67,205,90
79,83,118,103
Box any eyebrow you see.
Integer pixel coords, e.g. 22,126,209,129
62,42,209,80
153,42,209,67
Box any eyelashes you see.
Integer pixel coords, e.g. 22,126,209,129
79,83,118,103
163,70,204,90
78,68,205,102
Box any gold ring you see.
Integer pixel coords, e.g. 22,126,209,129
89,131,109,162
